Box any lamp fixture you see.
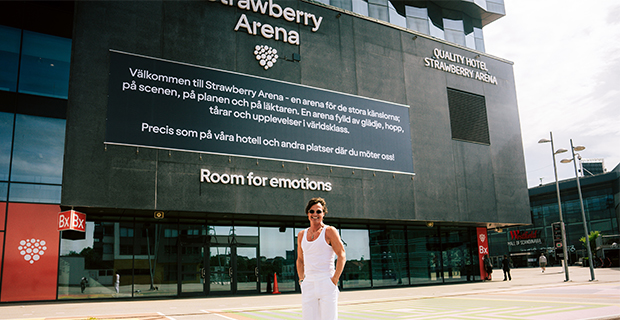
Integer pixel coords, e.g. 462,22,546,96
561,139,595,281
538,132,570,281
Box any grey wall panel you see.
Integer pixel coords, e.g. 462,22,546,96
403,40,459,222
300,8,357,95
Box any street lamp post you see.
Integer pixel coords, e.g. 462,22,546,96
560,139,596,281
538,132,570,281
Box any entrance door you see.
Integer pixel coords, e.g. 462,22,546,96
207,245,232,294
208,244,259,294
235,246,259,293
179,237,259,296
179,241,209,296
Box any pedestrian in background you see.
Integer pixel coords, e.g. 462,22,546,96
483,254,493,280
501,255,511,281
539,253,547,273
80,276,88,293
114,273,120,293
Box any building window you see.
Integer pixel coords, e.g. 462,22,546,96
120,227,134,238
0,182,7,201
7,183,61,203
447,88,490,145
10,114,66,184
352,0,369,16
0,25,21,92
0,112,65,204
0,111,14,181
0,27,72,99
370,228,408,287
443,9,465,47
388,2,406,28
407,226,443,284
463,15,476,50
427,2,444,39
341,228,371,289
262,227,295,293
406,5,429,34
474,22,485,52
331,0,352,11
368,0,389,21
18,31,71,99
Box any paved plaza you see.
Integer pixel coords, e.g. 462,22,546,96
1,266,618,320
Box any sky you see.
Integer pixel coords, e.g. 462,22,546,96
483,0,620,187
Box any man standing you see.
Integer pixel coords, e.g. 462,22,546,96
297,197,346,320
539,253,547,273
114,273,120,293
501,255,511,281
80,276,88,293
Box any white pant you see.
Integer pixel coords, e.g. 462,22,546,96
301,277,339,320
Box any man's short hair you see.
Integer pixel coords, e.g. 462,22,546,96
305,197,328,215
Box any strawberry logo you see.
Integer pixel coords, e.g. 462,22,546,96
254,45,278,70
19,238,47,264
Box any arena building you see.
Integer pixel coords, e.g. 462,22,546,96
0,0,530,302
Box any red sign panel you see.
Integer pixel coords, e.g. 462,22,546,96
58,210,86,232
509,229,540,240
476,227,490,280
2,203,60,302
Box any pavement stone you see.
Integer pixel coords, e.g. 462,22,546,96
1,266,618,320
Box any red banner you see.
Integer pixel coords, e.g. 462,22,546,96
476,227,490,280
1,203,60,302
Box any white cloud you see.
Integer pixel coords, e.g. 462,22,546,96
485,0,620,186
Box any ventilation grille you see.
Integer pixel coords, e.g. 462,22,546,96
447,88,490,145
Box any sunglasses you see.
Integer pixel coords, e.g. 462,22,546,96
308,210,323,214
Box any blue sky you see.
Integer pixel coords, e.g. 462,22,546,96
484,0,620,187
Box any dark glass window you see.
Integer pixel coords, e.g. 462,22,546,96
463,15,476,49
427,2,444,39
441,227,475,283
18,31,71,99
331,0,352,11
473,19,485,52
120,227,134,238
261,227,295,292
370,228,407,287
406,5,429,34
0,112,14,180
0,182,7,201
341,228,371,289
8,183,61,203
0,25,21,92
443,10,465,46
368,0,388,22
388,2,406,28
407,226,442,284
10,114,66,184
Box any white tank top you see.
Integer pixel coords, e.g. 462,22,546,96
302,226,336,280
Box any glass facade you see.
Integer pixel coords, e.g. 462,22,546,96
319,0,489,52
0,112,65,204
0,0,523,303
0,26,72,98
0,25,70,205
58,220,482,299
489,172,619,269
0,26,20,92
